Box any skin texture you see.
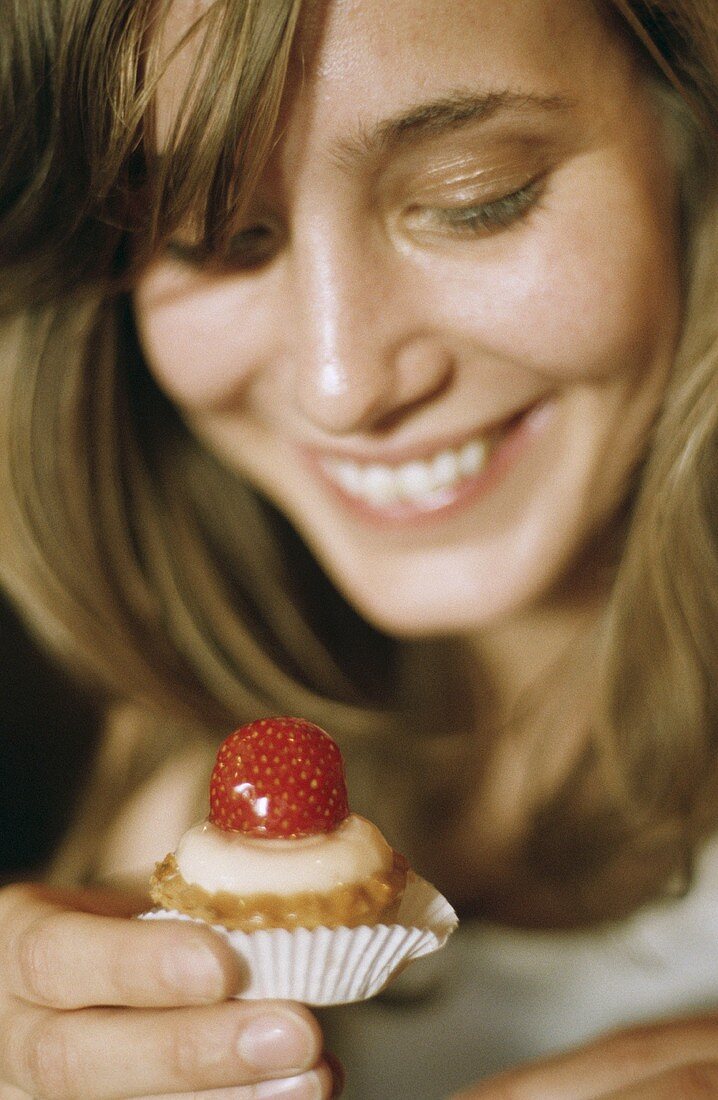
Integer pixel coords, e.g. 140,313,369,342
0,884,336,1099
5,1,718,1098
135,0,681,648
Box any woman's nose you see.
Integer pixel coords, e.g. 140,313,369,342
290,241,454,434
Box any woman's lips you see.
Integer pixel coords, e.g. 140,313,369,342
305,399,553,525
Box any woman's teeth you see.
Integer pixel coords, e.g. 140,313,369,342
320,437,490,507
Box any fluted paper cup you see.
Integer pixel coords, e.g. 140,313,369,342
138,873,457,1005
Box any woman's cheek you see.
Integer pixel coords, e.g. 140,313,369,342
437,210,677,389
436,145,679,386
133,265,263,411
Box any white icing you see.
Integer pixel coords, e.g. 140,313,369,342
174,814,394,895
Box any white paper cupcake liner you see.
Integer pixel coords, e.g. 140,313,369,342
138,873,457,1005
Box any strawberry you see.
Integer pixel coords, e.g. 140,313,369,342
208,716,350,838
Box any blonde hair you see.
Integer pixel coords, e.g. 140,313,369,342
524,3,718,911
1,0,718,904
1,0,406,736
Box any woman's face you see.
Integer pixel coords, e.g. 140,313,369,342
134,0,682,637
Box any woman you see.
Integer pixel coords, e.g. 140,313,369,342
1,0,718,1096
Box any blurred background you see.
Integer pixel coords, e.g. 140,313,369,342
0,593,99,881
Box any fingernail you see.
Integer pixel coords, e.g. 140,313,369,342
253,1072,322,1098
238,1010,315,1074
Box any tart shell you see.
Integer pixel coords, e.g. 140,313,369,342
149,850,409,932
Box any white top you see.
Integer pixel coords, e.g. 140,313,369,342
174,814,392,895
320,835,718,1099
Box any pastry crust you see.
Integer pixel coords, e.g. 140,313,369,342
149,850,409,931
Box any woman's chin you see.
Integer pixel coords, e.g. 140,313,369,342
323,562,552,639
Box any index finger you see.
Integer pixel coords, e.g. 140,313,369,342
0,884,243,1009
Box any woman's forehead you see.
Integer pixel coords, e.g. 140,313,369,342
281,0,626,153
160,0,618,89
300,0,614,68
154,0,627,158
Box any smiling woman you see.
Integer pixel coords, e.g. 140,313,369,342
1,1,718,1098
134,0,683,642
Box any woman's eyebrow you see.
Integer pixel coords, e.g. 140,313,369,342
330,89,575,168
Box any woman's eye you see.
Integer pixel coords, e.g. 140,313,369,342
408,178,544,238
166,222,280,270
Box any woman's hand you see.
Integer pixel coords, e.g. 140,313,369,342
453,1014,718,1098
0,883,337,1099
